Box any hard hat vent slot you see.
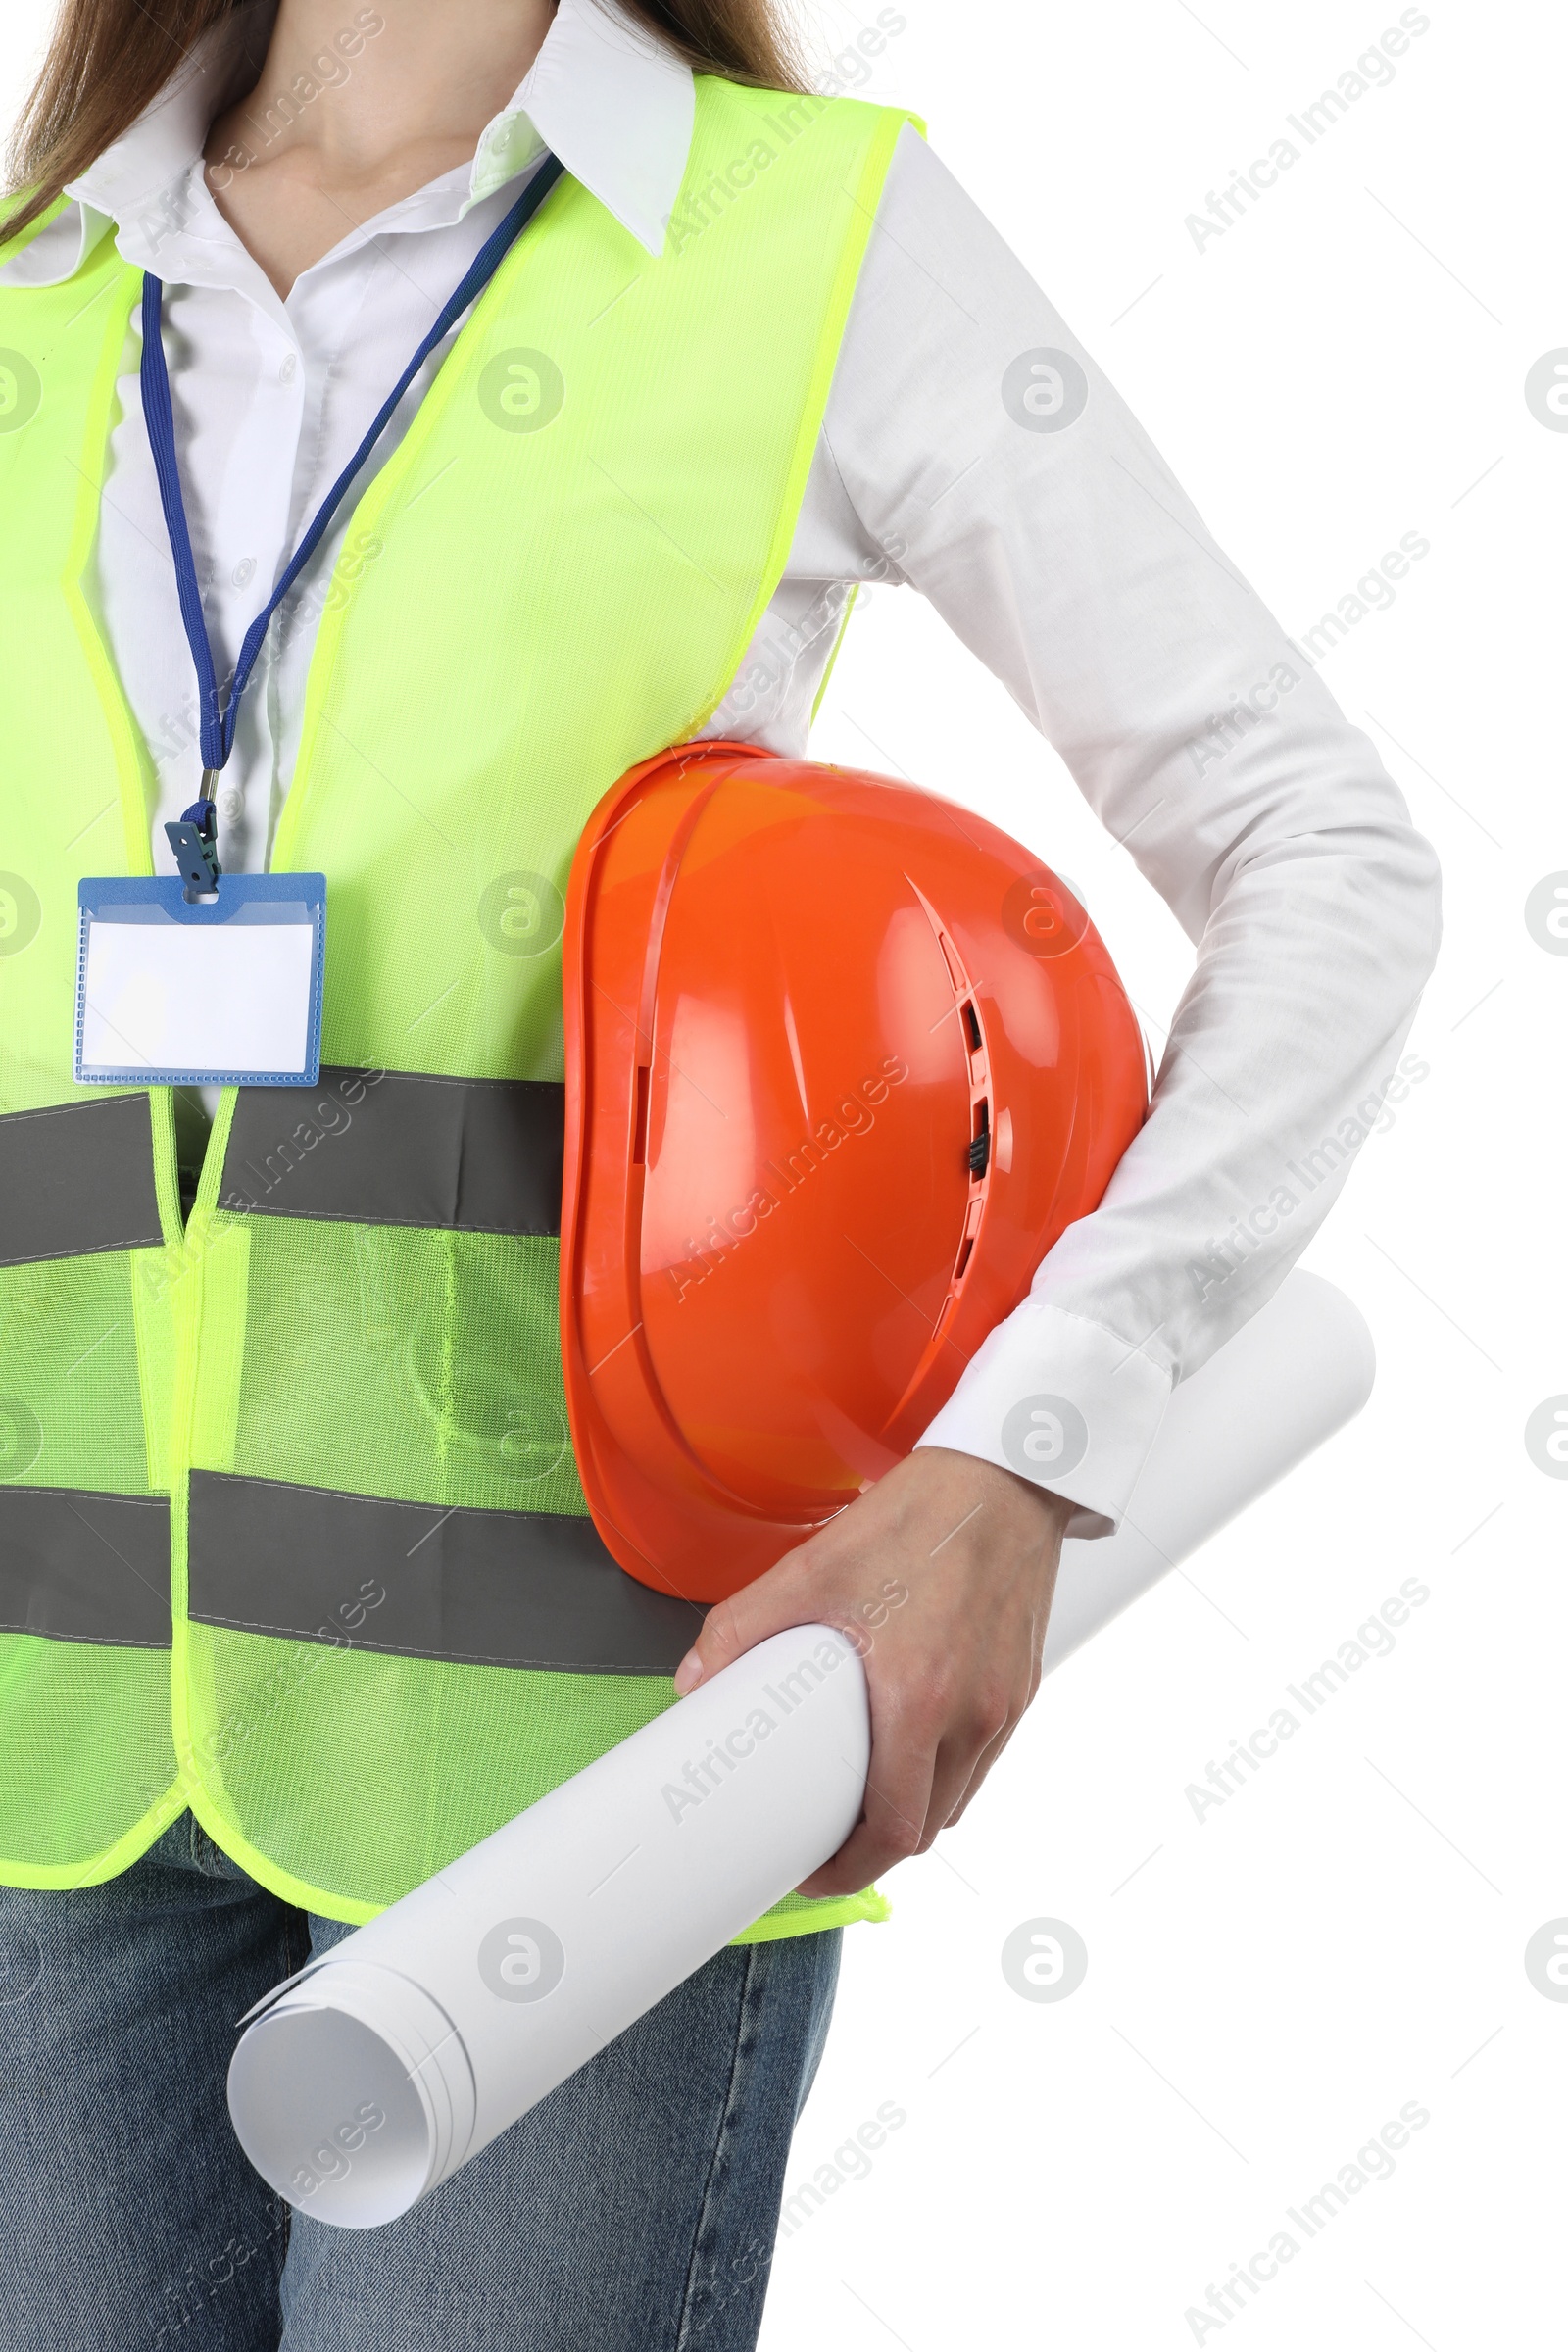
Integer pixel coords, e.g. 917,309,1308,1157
968,1098,991,1180
632,1064,651,1165
954,1194,985,1284
962,1001,982,1053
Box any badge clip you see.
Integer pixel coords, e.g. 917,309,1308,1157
165,782,222,903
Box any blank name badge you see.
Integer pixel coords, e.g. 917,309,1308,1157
75,874,327,1087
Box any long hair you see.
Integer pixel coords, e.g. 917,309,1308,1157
4,0,809,244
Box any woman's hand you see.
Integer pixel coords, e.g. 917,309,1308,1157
671,1446,1074,1898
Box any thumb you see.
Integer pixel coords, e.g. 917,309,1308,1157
671,1551,812,1695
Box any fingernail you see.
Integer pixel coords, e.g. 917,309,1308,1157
673,1650,704,1695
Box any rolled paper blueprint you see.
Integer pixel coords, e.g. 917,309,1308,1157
1041,1270,1375,1672
227,1622,868,2230
230,1272,1368,2227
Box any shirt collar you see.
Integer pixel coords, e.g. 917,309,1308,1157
474,0,694,248
2,0,694,289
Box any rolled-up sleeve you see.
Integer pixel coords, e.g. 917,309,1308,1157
824,127,1443,1535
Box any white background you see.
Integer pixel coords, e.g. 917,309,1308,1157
5,2,1562,2345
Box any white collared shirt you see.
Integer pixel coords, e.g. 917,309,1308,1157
0,0,1441,1535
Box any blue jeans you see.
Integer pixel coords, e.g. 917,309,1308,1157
0,1812,840,2349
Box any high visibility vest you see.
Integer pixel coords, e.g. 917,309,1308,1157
0,78,906,1935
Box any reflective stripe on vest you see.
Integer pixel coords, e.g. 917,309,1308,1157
218,1068,564,1232
186,1470,700,1670
0,82,912,1930
0,1486,172,1646
0,1095,163,1265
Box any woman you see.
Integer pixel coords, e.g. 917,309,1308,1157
0,0,1440,2345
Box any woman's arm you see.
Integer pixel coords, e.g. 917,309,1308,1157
675,126,1442,1893
834,129,1441,1530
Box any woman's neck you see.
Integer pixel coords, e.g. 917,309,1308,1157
204,0,558,297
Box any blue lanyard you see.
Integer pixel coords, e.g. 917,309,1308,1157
142,152,564,892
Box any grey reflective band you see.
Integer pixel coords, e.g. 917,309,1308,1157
186,1471,703,1673
0,1094,163,1267
219,1068,564,1235
0,1485,172,1647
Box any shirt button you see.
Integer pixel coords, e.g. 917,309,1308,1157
232,556,256,587
279,353,298,384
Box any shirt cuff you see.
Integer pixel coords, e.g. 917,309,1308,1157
913,1300,1173,1539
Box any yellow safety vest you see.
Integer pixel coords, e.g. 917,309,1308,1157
0,76,905,1932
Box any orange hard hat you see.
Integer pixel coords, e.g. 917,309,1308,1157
560,742,1148,1605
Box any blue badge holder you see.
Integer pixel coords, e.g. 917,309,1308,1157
75,873,327,1088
